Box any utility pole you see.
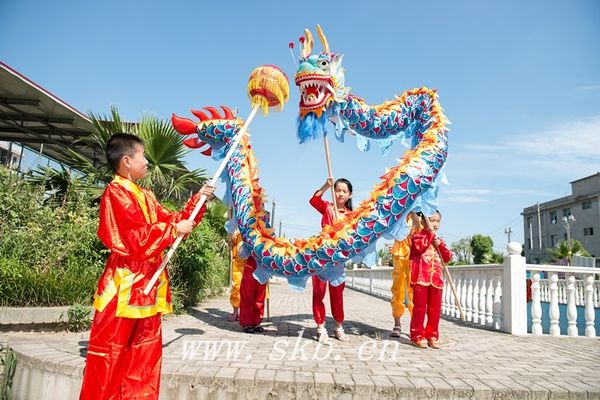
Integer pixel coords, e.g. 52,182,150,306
270,199,276,227
562,215,576,266
278,221,282,237
504,227,512,243
536,202,542,250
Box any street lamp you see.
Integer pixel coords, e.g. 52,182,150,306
561,215,576,265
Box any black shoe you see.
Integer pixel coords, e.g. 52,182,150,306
243,326,255,334
253,326,264,333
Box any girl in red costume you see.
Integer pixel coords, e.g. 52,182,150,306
409,211,452,349
79,133,215,400
309,177,353,343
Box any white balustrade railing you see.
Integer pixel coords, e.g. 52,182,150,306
345,242,600,337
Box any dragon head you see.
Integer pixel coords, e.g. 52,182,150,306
171,106,242,159
294,26,349,120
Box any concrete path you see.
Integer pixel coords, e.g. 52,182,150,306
2,278,599,399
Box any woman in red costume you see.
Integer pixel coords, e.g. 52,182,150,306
79,133,214,400
309,177,353,343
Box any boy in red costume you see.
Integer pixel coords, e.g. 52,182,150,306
409,211,452,349
79,133,214,399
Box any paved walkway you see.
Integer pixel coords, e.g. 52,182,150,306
2,278,600,399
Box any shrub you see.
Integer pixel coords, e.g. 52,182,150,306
0,167,229,311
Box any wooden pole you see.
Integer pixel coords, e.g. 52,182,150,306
421,214,466,321
323,135,339,221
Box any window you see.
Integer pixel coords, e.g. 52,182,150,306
550,211,557,224
584,227,594,236
527,238,531,250
550,234,558,247
562,208,571,217
0,148,8,165
564,233,568,241
582,201,592,210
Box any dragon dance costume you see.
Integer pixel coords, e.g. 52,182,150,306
409,229,452,343
390,236,414,319
80,175,205,400
229,231,244,311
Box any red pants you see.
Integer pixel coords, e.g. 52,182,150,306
80,297,162,400
312,276,345,325
239,259,266,327
410,284,443,341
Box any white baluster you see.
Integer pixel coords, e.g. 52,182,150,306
447,277,456,317
531,272,542,335
466,276,473,322
584,274,596,337
566,274,578,337
542,280,549,302
486,278,494,326
441,285,447,315
454,276,462,319
460,275,468,320
479,278,487,325
548,272,560,336
472,277,480,325
493,279,502,330
578,283,584,306
559,281,566,304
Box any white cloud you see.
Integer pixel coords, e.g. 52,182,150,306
445,195,488,203
511,117,600,159
573,84,600,93
445,188,492,196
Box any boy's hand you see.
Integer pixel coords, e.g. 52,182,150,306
432,237,441,246
199,184,215,199
176,220,194,235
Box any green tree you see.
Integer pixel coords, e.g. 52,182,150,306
451,238,472,264
470,234,494,264
547,240,591,265
378,245,392,266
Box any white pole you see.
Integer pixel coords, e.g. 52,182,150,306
144,106,259,295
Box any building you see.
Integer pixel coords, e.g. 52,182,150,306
522,172,600,265
0,141,22,169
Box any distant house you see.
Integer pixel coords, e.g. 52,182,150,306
522,172,600,266
0,141,22,169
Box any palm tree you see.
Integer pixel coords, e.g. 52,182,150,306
547,240,591,265
136,114,206,200
57,105,206,202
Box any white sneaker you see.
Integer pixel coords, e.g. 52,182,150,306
316,327,331,344
334,327,348,342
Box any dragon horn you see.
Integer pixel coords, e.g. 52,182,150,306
171,114,197,135
316,24,329,54
191,109,209,121
220,105,234,119
203,106,222,119
302,28,313,58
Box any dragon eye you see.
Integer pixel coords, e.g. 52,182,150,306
319,60,329,69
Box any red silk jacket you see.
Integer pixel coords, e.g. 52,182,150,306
94,175,205,318
410,230,452,289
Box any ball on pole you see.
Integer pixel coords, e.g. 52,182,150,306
247,64,290,115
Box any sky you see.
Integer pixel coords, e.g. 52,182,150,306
2,0,599,253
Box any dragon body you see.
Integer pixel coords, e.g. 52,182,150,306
172,27,449,290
